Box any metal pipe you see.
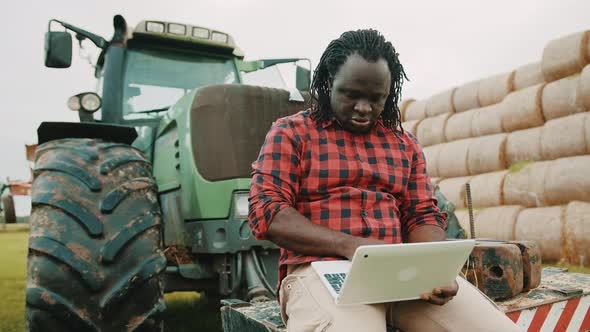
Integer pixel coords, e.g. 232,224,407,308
251,249,276,297
466,183,476,239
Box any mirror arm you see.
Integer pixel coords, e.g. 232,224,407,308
49,19,108,49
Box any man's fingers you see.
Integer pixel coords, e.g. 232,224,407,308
437,286,458,297
426,293,453,305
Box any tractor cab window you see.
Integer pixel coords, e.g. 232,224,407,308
122,49,238,118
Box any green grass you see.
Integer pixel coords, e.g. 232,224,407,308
0,226,28,332
0,225,221,332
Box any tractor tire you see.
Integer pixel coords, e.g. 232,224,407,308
25,139,166,332
2,193,16,223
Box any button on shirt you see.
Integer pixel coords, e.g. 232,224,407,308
248,110,446,289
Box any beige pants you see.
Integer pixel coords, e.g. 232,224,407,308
279,263,522,332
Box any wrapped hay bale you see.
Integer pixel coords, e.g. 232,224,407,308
405,99,427,121
437,139,471,178
471,104,504,137
542,31,590,82
399,98,416,122
544,155,590,206
505,127,543,166
438,176,471,208
444,111,474,141
501,83,545,132
423,144,442,177
513,62,545,90
416,112,451,147
514,206,564,262
540,113,588,160
475,205,524,240
503,161,550,207
467,133,507,175
425,88,456,117
468,170,508,208
576,64,590,110
453,80,481,112
455,209,476,238
401,119,421,136
541,75,583,120
563,201,590,265
478,71,515,106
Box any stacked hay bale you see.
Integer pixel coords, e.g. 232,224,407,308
401,30,590,264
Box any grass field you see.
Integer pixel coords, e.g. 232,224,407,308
0,224,221,332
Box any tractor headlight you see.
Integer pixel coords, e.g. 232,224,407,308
233,192,249,219
80,93,102,112
211,32,229,44
168,23,186,35
146,21,165,33
192,27,210,39
67,95,81,111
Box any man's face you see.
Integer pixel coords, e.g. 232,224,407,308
330,53,391,134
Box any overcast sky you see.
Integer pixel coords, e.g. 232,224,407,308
1,0,589,183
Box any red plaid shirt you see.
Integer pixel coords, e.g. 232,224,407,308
248,110,446,288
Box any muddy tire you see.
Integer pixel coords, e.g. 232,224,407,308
25,139,165,332
2,193,16,223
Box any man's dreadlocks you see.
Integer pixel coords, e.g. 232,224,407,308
310,29,407,131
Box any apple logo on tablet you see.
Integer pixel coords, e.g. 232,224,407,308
398,266,418,282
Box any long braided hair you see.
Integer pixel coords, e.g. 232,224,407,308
310,29,408,131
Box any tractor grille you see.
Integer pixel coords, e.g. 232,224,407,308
190,84,307,181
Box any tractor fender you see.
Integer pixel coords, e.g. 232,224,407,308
37,122,137,145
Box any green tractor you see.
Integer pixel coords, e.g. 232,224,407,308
28,15,465,331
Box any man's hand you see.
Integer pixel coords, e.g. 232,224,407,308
420,279,459,305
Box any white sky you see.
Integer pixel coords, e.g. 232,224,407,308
1,0,589,182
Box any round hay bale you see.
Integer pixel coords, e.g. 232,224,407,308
478,71,515,106
544,155,590,206
542,31,590,82
471,104,504,137
437,139,471,178
453,80,481,112
438,176,472,208
514,206,564,262
399,98,416,122
540,113,588,160
444,111,474,141
423,144,443,177
541,75,583,120
416,113,451,147
455,209,477,238
475,205,524,240
425,88,456,117
467,133,507,175
505,127,543,166
405,99,427,121
576,64,590,110
503,161,551,207
468,170,508,208
564,201,590,265
501,83,546,132
513,62,545,91
401,120,422,136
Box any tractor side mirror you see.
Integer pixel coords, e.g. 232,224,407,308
45,31,72,68
296,65,311,91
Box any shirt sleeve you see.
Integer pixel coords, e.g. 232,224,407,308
248,119,302,240
399,133,447,239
